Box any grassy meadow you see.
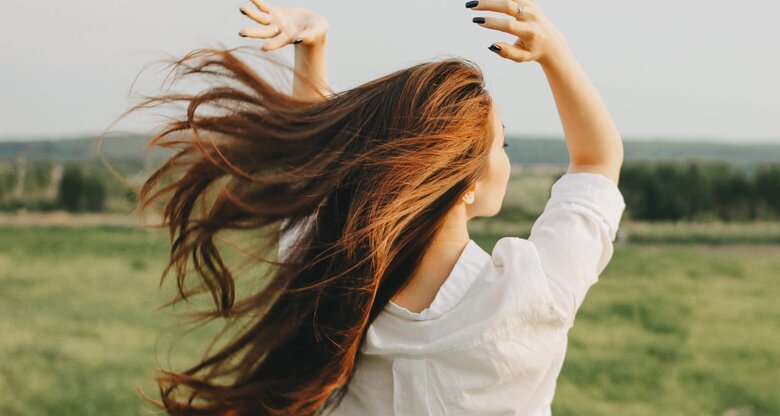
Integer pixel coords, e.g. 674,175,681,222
1,222,778,416
3,115,780,416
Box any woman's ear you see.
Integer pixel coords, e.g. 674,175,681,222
462,186,476,204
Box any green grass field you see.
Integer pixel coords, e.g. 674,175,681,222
1,225,778,416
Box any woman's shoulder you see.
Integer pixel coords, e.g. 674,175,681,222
361,237,568,355
489,236,536,264
487,237,570,327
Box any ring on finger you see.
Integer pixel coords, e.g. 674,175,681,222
515,3,527,20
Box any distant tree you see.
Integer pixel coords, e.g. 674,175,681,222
56,164,108,212
58,164,84,212
754,163,780,218
656,162,690,221
618,160,653,220
82,174,107,212
620,160,690,221
683,161,715,220
26,160,53,192
619,160,758,222
0,164,17,201
711,163,754,221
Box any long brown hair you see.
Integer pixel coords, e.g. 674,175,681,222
125,44,495,415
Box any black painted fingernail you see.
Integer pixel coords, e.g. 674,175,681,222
239,7,246,15
239,31,246,37
489,44,501,53
293,39,303,44
465,1,479,8
473,17,485,24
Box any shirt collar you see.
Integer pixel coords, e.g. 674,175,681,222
384,239,491,321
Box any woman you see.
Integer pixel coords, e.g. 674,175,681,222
130,0,625,414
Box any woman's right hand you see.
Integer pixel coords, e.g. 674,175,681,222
239,0,329,51
466,0,570,67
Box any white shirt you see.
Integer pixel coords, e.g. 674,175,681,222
281,172,626,416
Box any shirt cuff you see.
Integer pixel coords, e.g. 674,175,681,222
544,172,627,240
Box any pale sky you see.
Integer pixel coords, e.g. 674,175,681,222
1,0,778,143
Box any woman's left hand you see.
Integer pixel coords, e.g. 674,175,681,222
239,0,329,51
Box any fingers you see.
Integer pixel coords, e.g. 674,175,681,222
240,6,271,25
260,31,293,51
466,0,518,16
466,0,543,62
240,25,281,39
489,42,534,63
473,16,535,39
466,0,538,21
249,0,272,13
238,3,276,40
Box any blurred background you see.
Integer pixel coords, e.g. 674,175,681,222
1,0,778,415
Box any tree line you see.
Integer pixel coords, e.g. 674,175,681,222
0,158,779,221
0,160,118,213
616,160,780,221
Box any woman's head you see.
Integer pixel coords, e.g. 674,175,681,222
123,45,504,415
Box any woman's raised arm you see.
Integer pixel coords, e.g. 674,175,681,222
239,0,331,101
466,0,623,185
291,35,329,101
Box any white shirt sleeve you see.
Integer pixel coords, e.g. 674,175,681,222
527,172,626,327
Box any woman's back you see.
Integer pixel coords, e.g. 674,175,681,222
279,171,626,416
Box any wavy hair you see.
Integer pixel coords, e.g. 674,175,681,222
124,44,495,415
